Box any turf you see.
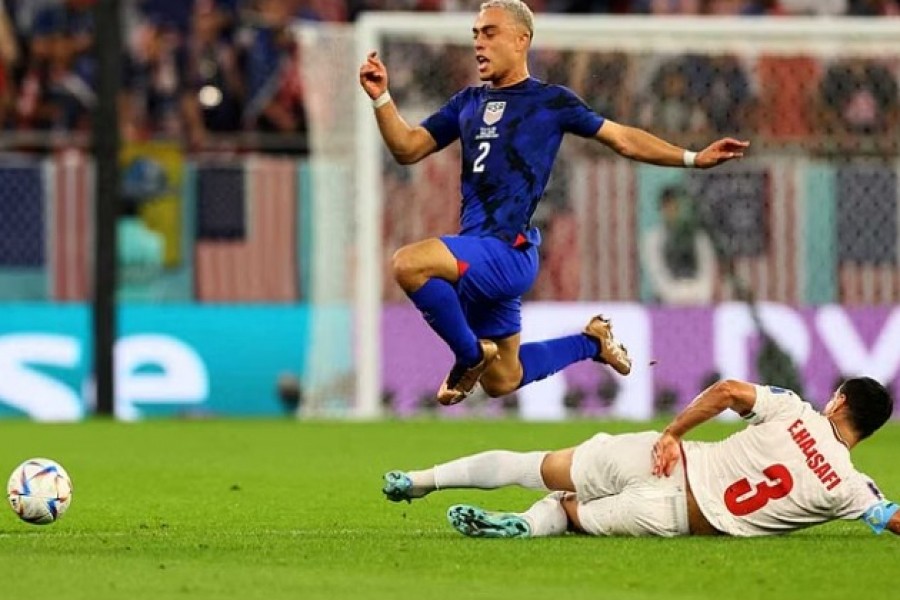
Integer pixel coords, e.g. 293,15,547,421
1,419,898,600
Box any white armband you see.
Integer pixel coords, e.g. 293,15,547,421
372,91,392,109
683,150,697,168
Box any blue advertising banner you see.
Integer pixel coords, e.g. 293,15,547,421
0,304,310,420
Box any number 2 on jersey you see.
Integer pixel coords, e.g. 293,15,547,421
473,141,490,173
724,464,794,517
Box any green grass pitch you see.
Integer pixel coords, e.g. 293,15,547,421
2,419,898,600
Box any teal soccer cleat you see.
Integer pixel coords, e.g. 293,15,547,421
382,470,415,503
447,504,532,538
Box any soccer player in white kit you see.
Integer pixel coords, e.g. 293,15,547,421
382,377,900,538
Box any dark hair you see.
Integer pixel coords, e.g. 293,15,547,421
840,377,894,440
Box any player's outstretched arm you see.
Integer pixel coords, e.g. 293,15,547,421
652,379,757,477
595,120,749,169
358,51,438,165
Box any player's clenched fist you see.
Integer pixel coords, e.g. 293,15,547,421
359,51,389,100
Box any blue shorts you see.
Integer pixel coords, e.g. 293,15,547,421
441,235,539,339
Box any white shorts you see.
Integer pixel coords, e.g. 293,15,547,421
570,431,689,537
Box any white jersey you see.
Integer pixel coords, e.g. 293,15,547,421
682,385,887,537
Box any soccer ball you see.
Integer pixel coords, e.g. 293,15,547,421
7,458,73,525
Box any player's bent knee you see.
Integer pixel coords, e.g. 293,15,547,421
391,247,421,288
390,247,411,278
540,448,576,492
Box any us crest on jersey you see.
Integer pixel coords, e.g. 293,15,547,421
483,101,506,125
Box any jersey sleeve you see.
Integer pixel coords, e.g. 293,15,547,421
741,385,807,425
835,473,899,533
551,85,605,138
420,89,466,151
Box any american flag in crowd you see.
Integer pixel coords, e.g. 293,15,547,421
195,156,298,302
43,152,300,303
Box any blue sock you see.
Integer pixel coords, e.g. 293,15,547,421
518,334,597,388
408,278,481,366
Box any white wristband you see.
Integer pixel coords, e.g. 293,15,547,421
372,91,392,109
683,150,697,168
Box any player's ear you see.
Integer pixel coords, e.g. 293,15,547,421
516,30,531,52
834,393,848,412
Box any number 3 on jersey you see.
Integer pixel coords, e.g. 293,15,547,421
724,464,794,517
473,141,490,173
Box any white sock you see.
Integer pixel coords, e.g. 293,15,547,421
521,491,569,537
405,469,436,498
410,450,548,495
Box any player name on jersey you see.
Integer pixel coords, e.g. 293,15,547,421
787,419,842,491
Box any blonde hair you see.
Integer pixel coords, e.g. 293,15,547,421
480,0,534,39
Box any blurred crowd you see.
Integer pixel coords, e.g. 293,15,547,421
0,0,311,151
0,0,896,152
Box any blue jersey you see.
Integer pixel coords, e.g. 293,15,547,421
421,77,604,245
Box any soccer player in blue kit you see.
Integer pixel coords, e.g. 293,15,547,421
358,0,749,406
